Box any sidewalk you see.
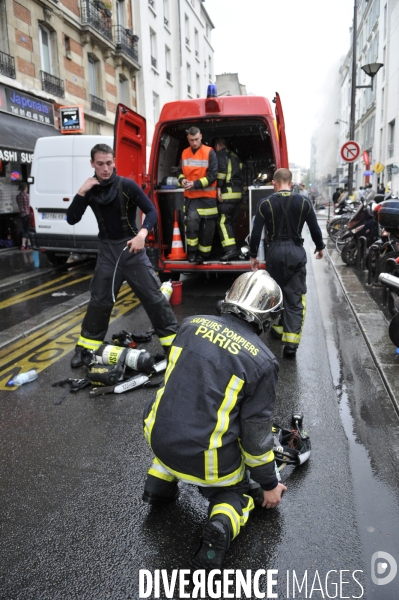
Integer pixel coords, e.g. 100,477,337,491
317,211,399,414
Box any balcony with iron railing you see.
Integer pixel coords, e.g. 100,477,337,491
90,94,106,115
166,71,171,81
151,56,157,68
40,70,65,97
113,25,139,64
164,17,169,27
388,143,395,159
0,51,16,79
81,0,113,42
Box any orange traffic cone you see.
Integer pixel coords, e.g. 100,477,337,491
168,212,187,260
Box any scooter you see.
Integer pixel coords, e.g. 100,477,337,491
327,196,357,242
340,200,379,265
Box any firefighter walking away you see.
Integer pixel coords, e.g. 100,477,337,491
250,168,325,358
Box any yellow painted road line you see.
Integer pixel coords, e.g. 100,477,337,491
0,274,92,310
1,285,140,391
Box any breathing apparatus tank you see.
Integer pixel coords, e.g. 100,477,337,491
96,345,154,374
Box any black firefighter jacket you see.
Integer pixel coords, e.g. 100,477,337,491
143,313,279,490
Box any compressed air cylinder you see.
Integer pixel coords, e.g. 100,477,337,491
160,280,173,302
96,345,154,374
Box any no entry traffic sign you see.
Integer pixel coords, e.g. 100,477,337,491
340,141,361,163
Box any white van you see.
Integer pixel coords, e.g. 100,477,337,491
29,135,113,264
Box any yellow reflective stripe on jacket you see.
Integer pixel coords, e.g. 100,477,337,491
155,456,246,487
159,333,177,347
197,207,218,216
148,458,178,482
77,336,102,351
205,375,244,482
199,177,209,187
143,346,182,445
240,445,275,468
217,172,227,181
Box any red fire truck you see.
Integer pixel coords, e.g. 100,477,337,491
114,87,288,278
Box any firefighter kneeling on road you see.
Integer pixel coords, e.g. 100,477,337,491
142,270,287,569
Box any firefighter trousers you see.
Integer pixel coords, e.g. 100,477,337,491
217,201,241,249
266,240,307,347
144,459,254,541
77,238,178,352
185,198,217,258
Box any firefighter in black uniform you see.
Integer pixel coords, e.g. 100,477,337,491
67,143,178,368
249,168,325,358
142,270,287,569
215,138,244,261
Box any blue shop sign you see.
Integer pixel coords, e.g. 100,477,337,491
0,84,55,126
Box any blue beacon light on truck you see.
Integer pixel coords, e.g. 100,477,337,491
207,84,217,98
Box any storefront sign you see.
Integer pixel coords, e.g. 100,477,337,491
59,105,84,133
0,84,54,125
0,148,34,163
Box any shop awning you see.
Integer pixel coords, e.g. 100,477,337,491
0,112,61,151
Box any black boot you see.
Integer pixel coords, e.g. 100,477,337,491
283,344,298,358
192,518,230,570
188,252,197,263
142,485,179,505
71,345,85,368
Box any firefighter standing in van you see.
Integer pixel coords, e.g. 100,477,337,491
177,127,218,264
66,143,178,368
250,168,325,358
215,138,244,261
142,270,286,569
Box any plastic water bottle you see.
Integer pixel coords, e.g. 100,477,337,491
7,369,38,386
160,280,173,302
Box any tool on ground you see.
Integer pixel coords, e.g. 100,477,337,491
52,378,91,405
248,411,311,506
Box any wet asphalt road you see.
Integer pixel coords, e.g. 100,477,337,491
1,227,399,600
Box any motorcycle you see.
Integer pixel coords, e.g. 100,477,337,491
326,195,357,242
340,199,380,265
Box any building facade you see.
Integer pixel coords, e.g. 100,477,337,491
336,0,399,193
0,0,215,242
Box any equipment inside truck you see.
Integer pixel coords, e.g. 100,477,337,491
152,118,276,263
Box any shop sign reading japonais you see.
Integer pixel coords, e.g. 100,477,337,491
0,84,55,125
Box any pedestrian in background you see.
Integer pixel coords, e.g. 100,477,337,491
16,182,32,251
299,183,309,197
250,168,325,358
214,137,244,261
177,127,218,264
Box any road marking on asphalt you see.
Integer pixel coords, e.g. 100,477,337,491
1,284,140,391
0,272,92,309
